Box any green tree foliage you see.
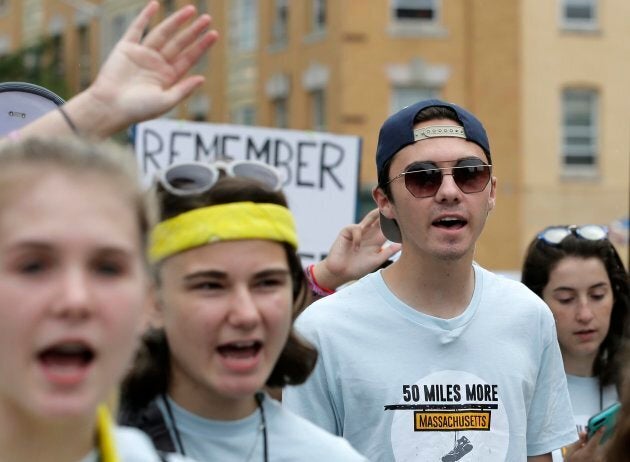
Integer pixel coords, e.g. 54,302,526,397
0,36,69,99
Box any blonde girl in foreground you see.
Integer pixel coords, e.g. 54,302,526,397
0,137,191,462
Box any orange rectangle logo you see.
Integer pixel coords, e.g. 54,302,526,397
414,411,491,432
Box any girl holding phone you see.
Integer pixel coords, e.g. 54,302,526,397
521,225,629,461
119,162,367,461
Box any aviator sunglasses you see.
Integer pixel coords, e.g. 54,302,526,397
157,160,283,196
384,157,492,198
537,224,609,245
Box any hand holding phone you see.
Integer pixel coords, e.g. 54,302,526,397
586,402,621,445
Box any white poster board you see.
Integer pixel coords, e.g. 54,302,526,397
134,119,362,266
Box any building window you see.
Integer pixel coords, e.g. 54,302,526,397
230,0,257,52
232,105,256,126
50,34,64,79
311,90,326,131
272,0,289,45
561,0,598,30
273,98,288,128
111,14,127,50
312,0,326,32
192,1,209,71
391,86,439,114
163,0,176,15
196,0,207,13
393,0,437,21
77,25,91,90
0,0,9,16
562,88,598,169
0,35,10,57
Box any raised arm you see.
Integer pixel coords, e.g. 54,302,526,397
16,1,218,139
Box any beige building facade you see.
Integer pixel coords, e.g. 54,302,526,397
521,0,630,267
1,0,102,94
2,0,628,270
0,0,21,56
252,0,628,271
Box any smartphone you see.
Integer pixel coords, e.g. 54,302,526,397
586,402,622,444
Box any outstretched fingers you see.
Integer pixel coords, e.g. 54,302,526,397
161,75,206,109
122,1,159,43
171,29,219,79
161,14,213,63
142,4,197,51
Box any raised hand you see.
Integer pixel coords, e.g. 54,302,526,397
86,1,218,133
11,1,219,140
312,208,402,292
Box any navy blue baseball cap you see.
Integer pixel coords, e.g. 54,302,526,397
376,99,491,177
376,99,491,243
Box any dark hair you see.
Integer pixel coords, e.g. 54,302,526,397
377,106,493,200
604,344,630,461
521,234,630,388
120,176,317,411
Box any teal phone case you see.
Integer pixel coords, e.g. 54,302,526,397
586,402,622,444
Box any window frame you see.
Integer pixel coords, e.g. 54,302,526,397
230,0,258,52
232,105,257,126
273,97,289,129
392,0,439,23
312,0,327,33
0,0,9,16
561,88,599,174
310,89,326,132
559,0,598,31
390,86,440,115
77,24,91,90
271,0,289,46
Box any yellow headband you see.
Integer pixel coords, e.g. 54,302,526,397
149,202,298,263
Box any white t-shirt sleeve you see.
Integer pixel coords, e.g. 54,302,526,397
525,311,579,456
282,307,344,436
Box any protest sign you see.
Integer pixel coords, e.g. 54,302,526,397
134,119,362,266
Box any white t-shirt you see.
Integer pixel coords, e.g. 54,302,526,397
80,426,192,462
283,265,578,461
157,393,367,462
551,375,618,461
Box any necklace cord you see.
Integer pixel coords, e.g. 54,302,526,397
255,392,269,462
162,395,187,456
162,393,269,462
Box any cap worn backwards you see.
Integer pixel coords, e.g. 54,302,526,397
375,99,491,243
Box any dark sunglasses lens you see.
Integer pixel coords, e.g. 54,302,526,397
576,225,608,241
404,169,442,198
453,162,491,193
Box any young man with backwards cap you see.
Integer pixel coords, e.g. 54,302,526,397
283,100,577,461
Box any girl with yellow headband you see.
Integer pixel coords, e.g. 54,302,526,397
0,137,191,462
119,169,367,461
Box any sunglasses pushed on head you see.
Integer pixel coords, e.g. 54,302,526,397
537,225,609,246
156,160,283,196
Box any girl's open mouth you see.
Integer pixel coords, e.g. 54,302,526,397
38,342,95,386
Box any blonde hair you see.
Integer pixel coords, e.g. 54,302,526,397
0,136,155,250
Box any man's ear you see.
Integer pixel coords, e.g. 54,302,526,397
487,176,497,213
372,186,396,220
